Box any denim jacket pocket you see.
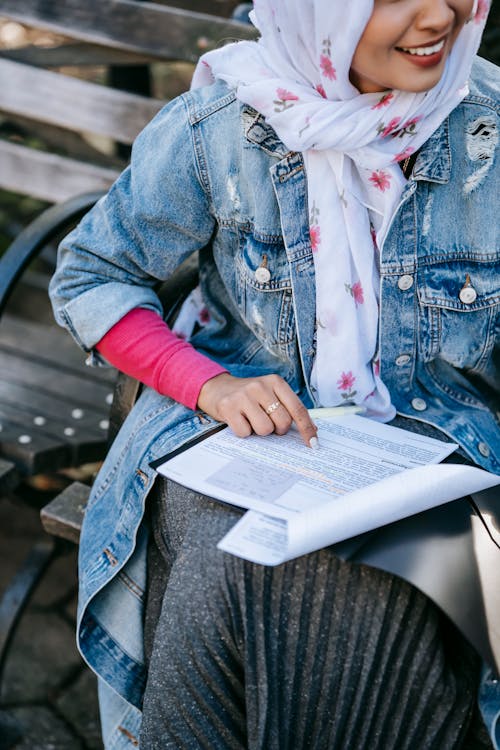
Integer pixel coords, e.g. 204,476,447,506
235,227,296,355
417,260,499,371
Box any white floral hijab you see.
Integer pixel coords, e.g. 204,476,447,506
192,0,490,419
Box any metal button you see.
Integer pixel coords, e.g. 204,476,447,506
411,397,427,411
398,274,414,291
255,266,271,284
459,286,477,304
395,354,411,366
33,416,46,426
459,273,477,305
18,435,32,444
99,419,109,431
64,427,76,437
478,442,490,458
105,393,114,405
71,408,84,419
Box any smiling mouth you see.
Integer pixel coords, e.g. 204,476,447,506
397,38,446,57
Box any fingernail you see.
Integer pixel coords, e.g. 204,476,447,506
309,436,319,450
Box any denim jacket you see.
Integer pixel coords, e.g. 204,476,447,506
49,57,499,749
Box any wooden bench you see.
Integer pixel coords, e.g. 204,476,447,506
0,0,254,484
0,4,252,741
1,0,498,538
0,5,497,744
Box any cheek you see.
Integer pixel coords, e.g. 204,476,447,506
458,0,475,22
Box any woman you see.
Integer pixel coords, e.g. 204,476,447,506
49,0,498,747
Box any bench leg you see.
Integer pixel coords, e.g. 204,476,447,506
0,536,57,683
0,535,58,748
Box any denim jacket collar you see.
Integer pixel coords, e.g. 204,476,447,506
244,107,291,158
244,105,452,184
413,117,452,184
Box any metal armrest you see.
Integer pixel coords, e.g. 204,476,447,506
0,189,199,447
0,191,104,317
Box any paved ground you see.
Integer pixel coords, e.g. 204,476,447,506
0,491,103,750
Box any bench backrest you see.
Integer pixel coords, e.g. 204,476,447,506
0,0,256,203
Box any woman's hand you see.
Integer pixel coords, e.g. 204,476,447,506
197,372,318,447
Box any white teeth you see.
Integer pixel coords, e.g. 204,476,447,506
399,39,445,56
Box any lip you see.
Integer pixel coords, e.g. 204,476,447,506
398,34,448,51
396,35,448,68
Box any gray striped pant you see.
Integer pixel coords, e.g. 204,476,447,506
140,479,490,749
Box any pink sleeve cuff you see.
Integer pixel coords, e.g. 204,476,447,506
96,308,227,410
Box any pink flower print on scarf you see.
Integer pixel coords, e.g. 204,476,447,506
379,116,422,140
344,281,364,305
373,358,380,377
337,371,357,400
309,201,321,251
310,225,321,252
398,115,423,138
315,84,327,98
393,146,414,163
377,117,402,138
369,169,392,192
319,37,336,81
371,92,394,110
274,88,299,112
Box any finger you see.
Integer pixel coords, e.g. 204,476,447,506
223,410,253,438
233,380,287,436
245,400,276,436
220,394,275,438
273,383,318,447
262,399,293,435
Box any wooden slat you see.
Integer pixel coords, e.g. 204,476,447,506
4,114,125,170
0,59,164,143
0,380,109,434
152,0,241,16
0,0,257,63
0,314,116,385
41,481,90,543
0,414,74,473
0,318,114,473
0,458,19,494
0,43,154,68
0,140,119,202
0,391,109,471
0,349,113,408
0,401,103,445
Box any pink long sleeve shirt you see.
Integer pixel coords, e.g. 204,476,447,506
96,308,227,410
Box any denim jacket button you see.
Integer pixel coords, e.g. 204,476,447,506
255,267,271,283
398,274,414,291
395,354,411,366
478,442,490,458
411,397,427,411
459,286,477,304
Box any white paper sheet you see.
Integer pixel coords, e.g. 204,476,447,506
154,415,500,565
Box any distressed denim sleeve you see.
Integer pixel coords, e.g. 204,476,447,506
49,93,215,353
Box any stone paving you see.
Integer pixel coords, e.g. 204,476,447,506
0,493,103,749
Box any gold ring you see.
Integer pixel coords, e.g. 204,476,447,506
265,401,281,415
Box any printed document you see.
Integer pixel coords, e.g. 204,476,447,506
154,415,500,565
